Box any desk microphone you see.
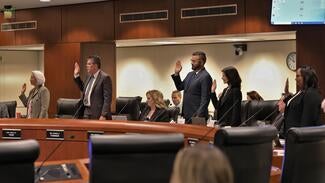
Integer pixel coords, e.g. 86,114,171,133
239,105,266,127
73,100,84,119
198,99,240,142
35,140,65,182
117,101,130,115
262,107,278,121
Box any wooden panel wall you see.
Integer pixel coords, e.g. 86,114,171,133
62,1,114,43
44,43,81,117
0,16,15,46
15,7,61,45
175,0,245,36
245,0,294,33
80,42,117,112
115,0,175,39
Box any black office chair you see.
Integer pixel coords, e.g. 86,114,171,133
0,100,17,118
115,96,142,120
214,126,277,183
281,126,325,183
90,133,184,183
244,100,279,126
0,139,39,183
55,98,81,118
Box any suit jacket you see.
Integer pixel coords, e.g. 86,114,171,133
139,106,170,122
171,68,212,123
19,86,50,118
0,104,9,118
74,70,112,120
211,87,242,126
284,88,322,136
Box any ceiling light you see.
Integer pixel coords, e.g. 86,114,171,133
40,0,51,2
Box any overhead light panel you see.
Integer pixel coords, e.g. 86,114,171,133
40,0,51,2
2,5,15,19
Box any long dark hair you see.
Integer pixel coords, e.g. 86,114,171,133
299,65,318,90
222,66,242,89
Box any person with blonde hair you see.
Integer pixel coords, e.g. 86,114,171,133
246,90,264,101
19,70,50,118
170,145,233,183
139,89,169,122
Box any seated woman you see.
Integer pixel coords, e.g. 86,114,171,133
139,90,169,122
170,145,233,183
19,71,50,118
283,65,322,137
246,90,264,101
211,66,242,126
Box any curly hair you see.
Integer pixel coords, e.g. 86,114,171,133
146,90,167,109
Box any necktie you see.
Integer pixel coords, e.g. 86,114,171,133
84,75,95,106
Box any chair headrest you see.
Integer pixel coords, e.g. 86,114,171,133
91,133,184,154
287,126,325,143
0,140,39,163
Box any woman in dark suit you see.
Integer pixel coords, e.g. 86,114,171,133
283,65,323,136
211,66,242,126
139,90,170,122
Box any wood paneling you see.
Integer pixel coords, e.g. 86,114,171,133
115,0,175,39
296,28,325,97
175,0,245,36
0,16,15,46
62,1,114,43
245,0,294,33
44,43,81,117
81,42,116,112
14,7,61,45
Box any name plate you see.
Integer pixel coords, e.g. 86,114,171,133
2,129,22,139
46,129,64,140
87,131,104,139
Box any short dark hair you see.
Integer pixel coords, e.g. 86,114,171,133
192,51,207,64
87,55,101,69
299,65,318,90
222,66,241,89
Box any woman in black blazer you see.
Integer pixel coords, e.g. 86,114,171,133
211,66,242,127
284,65,323,136
139,90,170,122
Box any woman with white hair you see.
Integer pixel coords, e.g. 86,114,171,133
19,71,50,118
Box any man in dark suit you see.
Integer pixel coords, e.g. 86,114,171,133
74,55,112,120
171,51,212,123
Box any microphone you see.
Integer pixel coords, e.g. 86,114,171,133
117,100,129,115
198,99,240,142
239,104,266,127
262,107,278,121
35,140,64,182
73,101,84,119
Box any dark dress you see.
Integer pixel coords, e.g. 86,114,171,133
139,107,170,122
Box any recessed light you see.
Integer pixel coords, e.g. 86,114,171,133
40,0,51,2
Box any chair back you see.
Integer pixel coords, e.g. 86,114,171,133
90,133,184,183
281,126,325,183
56,98,81,118
0,100,17,118
214,126,277,183
0,139,39,183
115,96,141,120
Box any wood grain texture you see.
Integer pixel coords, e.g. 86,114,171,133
115,0,175,39
62,1,114,42
175,0,245,36
14,7,61,45
44,43,81,117
0,15,15,46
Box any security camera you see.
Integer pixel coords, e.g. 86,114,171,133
233,44,247,56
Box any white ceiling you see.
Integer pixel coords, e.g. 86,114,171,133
0,0,107,10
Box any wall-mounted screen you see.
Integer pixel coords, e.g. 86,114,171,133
271,0,325,25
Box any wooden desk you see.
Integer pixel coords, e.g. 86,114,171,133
0,118,216,161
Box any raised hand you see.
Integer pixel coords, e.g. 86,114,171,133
74,62,80,76
174,60,182,75
211,79,217,93
21,83,27,94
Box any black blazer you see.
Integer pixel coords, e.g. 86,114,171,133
284,88,323,136
74,70,112,120
171,68,212,122
211,87,242,126
139,107,170,122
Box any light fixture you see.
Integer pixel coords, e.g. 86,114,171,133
40,0,51,2
233,43,247,56
2,5,15,19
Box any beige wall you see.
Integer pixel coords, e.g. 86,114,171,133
0,50,43,115
117,40,296,111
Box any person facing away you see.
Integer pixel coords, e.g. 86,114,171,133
211,66,242,127
19,71,50,118
246,90,264,101
171,51,212,123
170,144,233,183
283,65,323,137
171,90,182,113
139,89,170,122
74,55,112,120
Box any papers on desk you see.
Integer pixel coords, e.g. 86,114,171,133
273,149,284,156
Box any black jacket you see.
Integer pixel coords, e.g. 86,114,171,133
139,107,170,122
